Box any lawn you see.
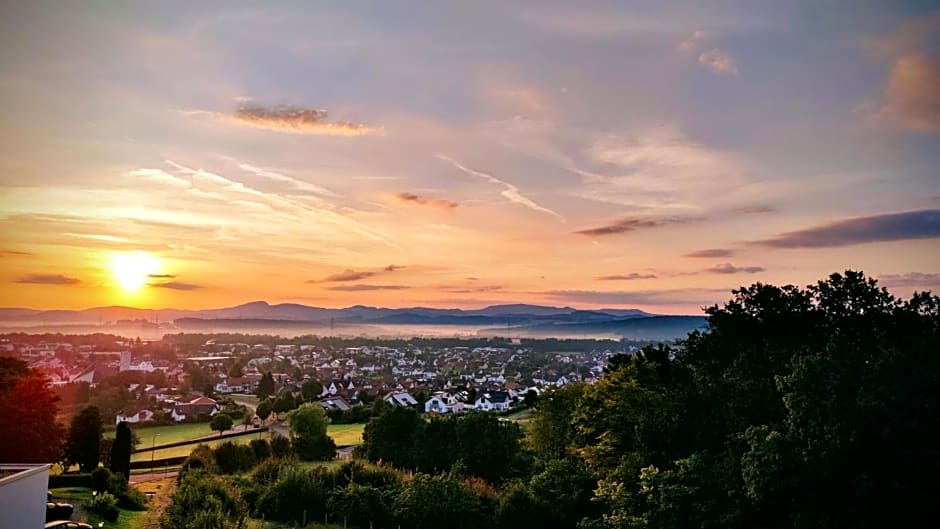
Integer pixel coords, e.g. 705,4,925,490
49,486,146,529
130,431,264,462
108,422,215,446
327,423,365,446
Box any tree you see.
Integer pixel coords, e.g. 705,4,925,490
301,379,324,402
393,473,486,529
527,384,586,461
210,414,233,436
256,398,273,422
109,421,133,482
272,391,297,414
523,388,539,408
287,403,336,461
328,483,392,529
0,358,64,463
361,406,424,469
161,470,248,529
65,406,103,472
256,372,275,400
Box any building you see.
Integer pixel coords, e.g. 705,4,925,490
0,464,51,529
384,391,418,407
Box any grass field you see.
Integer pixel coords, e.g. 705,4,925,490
49,486,146,529
128,421,366,462
328,423,365,446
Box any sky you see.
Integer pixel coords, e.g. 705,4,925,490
0,1,938,314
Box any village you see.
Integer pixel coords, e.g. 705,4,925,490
2,334,636,425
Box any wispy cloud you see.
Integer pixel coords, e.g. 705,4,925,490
326,284,410,291
679,30,706,52
752,209,940,248
395,192,458,209
436,155,564,220
233,104,378,136
14,274,81,285
149,281,202,291
545,288,727,306
685,248,735,258
237,162,337,197
732,205,776,215
596,273,657,281
147,274,176,279
384,264,405,272
878,54,940,132
698,48,738,75
877,272,940,288
0,250,32,257
313,269,375,283
575,216,693,237
705,263,765,274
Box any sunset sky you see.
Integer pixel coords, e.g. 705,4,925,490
1,1,938,314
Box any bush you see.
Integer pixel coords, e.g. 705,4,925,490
91,491,120,522
255,466,329,524
328,483,393,529
334,460,402,489
251,457,285,486
293,431,337,462
270,435,291,458
249,438,271,461
49,473,93,488
178,444,217,483
91,467,111,493
214,441,256,474
161,470,247,529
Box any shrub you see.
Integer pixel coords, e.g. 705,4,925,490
249,438,271,461
328,483,393,529
161,470,247,529
334,460,402,489
91,467,111,493
270,435,291,458
90,491,119,522
251,457,285,486
214,441,256,474
255,466,329,524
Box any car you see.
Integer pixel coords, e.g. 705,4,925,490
44,521,94,529
46,502,74,522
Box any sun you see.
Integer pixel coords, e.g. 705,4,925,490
110,251,160,293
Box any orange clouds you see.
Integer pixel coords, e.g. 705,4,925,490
395,192,459,209
233,105,378,136
880,54,940,131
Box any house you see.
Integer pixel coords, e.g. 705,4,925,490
384,391,419,407
0,464,51,529
474,391,512,411
319,396,352,412
115,407,155,425
424,395,450,414
170,396,220,422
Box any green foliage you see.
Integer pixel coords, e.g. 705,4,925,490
161,469,247,529
393,473,488,529
249,438,271,461
301,378,324,402
179,444,217,482
272,390,298,414
255,466,330,524
256,398,273,422
90,491,119,522
209,413,233,435
256,371,275,400
527,384,586,461
288,403,336,461
328,483,393,529
109,421,132,482
214,441,256,474
362,407,524,482
91,466,111,493
65,406,103,472
270,434,292,458
250,457,286,486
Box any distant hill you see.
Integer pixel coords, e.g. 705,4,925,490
0,301,701,340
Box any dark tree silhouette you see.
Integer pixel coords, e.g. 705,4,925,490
109,421,132,481
65,406,103,472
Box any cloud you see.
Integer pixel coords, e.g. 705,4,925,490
679,29,706,52
545,288,727,306
878,54,940,132
705,263,765,274
685,248,736,258
14,274,81,285
877,272,940,288
326,284,410,291
574,216,693,237
698,48,738,75
232,104,378,136
313,269,376,283
395,192,459,209
237,162,337,196
437,155,564,220
149,281,202,291
384,264,405,272
596,273,657,281
732,205,776,215
147,274,176,279
0,250,32,257
752,209,940,248
578,125,747,212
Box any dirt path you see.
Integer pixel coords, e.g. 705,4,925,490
133,477,177,529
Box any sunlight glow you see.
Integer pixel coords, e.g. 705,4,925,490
110,251,160,293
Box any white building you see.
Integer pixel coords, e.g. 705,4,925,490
0,464,50,529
